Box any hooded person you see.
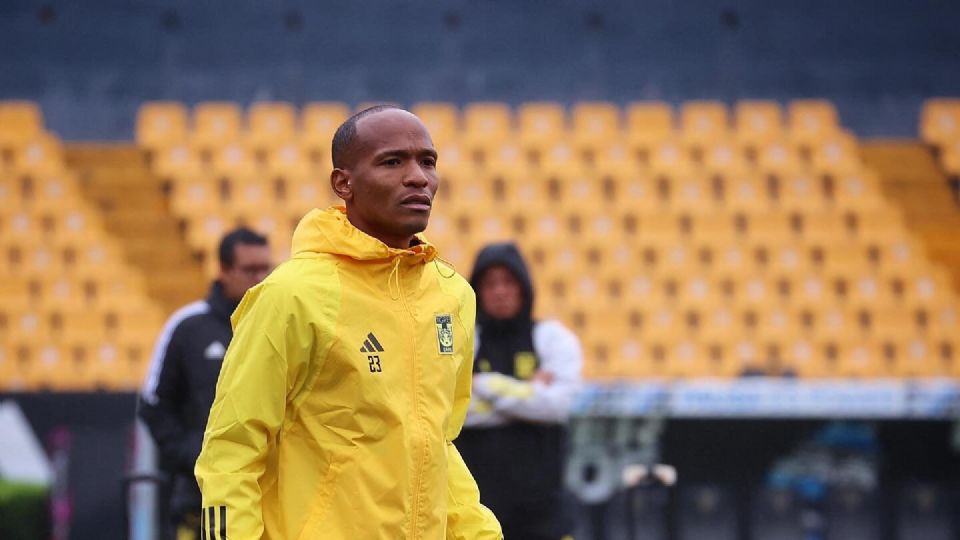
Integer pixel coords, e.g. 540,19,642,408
457,242,583,540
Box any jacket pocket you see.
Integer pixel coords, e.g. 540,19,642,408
297,452,350,540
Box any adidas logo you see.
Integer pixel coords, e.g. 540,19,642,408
359,333,384,353
360,333,384,373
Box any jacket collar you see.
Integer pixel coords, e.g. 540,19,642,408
291,206,438,265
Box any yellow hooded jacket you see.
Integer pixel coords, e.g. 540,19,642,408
195,207,502,539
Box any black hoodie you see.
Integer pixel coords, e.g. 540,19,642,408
458,242,572,538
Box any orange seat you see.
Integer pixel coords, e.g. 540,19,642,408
246,102,297,150
411,102,459,147
734,100,784,148
625,101,674,152
0,101,44,148
517,102,566,151
191,102,243,150
788,99,842,147
920,98,960,146
571,102,621,153
136,102,189,149
463,102,513,154
301,102,351,157
679,101,730,149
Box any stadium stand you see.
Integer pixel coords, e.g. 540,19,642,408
3,99,959,390
0,102,165,391
125,99,960,382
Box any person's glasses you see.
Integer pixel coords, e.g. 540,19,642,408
233,264,271,276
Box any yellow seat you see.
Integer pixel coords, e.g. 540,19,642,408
11,134,65,175
463,102,513,154
151,143,202,179
263,142,315,180
722,175,769,213
537,139,586,177
609,172,661,215
411,102,459,147
27,173,84,214
754,139,803,177
808,132,861,175
517,102,566,152
701,139,750,177
186,214,230,256
227,176,279,217
553,172,608,210
136,102,189,150
775,173,826,213
283,174,338,220
191,102,243,150
301,102,351,157
680,101,730,149
668,175,716,216
734,100,784,149
209,143,257,178
788,100,842,147
625,101,675,153
6,241,63,279
648,139,693,177
891,337,937,377
480,138,530,179
0,101,44,149
783,335,831,378
53,208,105,246
169,175,221,219
919,98,960,146
571,102,621,154
833,341,884,378
246,102,297,150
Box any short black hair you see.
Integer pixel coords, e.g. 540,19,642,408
219,227,268,267
331,104,401,169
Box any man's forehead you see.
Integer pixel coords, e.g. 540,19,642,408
354,109,433,150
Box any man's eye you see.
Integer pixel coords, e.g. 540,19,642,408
383,158,401,166
422,158,437,167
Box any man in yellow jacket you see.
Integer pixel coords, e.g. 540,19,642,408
195,105,502,539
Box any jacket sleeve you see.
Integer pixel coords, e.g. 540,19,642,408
445,294,503,540
472,320,583,424
138,323,202,474
194,281,308,540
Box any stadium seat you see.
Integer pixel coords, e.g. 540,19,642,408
0,101,44,148
301,102,351,154
788,99,841,146
136,102,189,150
11,135,65,175
571,101,621,154
919,98,960,145
246,101,297,150
191,102,243,150
679,101,730,149
463,102,513,154
517,102,567,151
734,100,784,149
411,102,460,147
625,101,674,152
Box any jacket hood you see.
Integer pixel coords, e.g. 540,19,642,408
291,206,438,263
469,242,535,324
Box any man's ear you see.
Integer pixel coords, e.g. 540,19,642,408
331,168,352,202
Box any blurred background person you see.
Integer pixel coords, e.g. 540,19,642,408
458,242,583,540
137,227,271,540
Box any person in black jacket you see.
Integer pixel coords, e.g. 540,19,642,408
138,227,271,540
457,242,583,540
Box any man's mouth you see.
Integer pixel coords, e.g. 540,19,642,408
400,194,432,211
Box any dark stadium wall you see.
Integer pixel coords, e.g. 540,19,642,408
1,0,959,140
0,393,135,540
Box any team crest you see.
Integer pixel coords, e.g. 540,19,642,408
435,314,454,354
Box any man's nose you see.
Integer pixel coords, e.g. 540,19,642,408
403,162,429,186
